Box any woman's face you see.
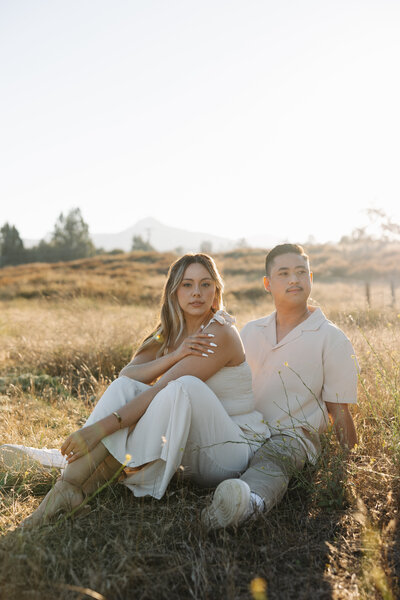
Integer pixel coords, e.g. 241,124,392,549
176,263,217,319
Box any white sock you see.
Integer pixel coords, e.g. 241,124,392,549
250,492,265,512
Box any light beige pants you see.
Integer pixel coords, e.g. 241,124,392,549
240,434,308,512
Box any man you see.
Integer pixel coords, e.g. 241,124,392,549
201,243,358,529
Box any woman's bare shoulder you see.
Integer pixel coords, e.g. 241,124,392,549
203,316,242,349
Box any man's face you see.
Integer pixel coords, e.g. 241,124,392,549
264,253,312,308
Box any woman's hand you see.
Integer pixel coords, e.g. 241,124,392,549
61,424,105,464
173,330,217,361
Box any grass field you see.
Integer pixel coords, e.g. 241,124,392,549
0,254,399,599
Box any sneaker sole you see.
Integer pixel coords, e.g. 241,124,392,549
201,479,251,529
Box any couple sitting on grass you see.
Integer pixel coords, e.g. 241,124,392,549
2,243,358,530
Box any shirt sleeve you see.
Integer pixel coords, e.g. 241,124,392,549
240,323,250,346
322,333,359,405
240,323,257,366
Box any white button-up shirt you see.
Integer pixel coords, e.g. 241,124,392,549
241,307,358,459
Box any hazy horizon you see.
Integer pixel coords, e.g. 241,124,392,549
2,1,400,244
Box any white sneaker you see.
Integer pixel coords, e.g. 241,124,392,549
201,479,253,529
0,444,66,470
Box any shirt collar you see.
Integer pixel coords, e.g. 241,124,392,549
255,307,327,348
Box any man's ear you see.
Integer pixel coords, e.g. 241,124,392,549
310,271,313,284
263,276,271,293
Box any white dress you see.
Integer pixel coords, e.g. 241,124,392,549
1,311,270,499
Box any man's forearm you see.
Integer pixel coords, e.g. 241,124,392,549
325,402,357,450
334,413,357,450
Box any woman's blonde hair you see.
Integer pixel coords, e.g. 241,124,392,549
137,253,224,357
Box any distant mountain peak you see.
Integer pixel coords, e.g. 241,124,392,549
23,216,281,253
134,217,162,228
92,217,236,252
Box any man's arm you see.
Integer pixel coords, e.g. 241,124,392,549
325,402,357,450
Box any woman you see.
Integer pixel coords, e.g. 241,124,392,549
16,253,269,528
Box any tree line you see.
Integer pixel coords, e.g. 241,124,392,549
0,208,157,267
1,207,399,269
0,209,96,267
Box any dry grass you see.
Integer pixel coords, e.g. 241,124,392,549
1,247,399,308
0,256,399,599
0,299,158,395
0,252,175,303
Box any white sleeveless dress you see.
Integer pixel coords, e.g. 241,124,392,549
1,311,270,499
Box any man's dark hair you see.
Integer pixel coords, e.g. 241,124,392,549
265,243,309,276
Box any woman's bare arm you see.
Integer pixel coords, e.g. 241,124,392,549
63,323,244,461
109,322,243,430
119,344,179,384
119,331,219,384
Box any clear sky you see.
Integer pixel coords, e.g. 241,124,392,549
1,0,400,245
